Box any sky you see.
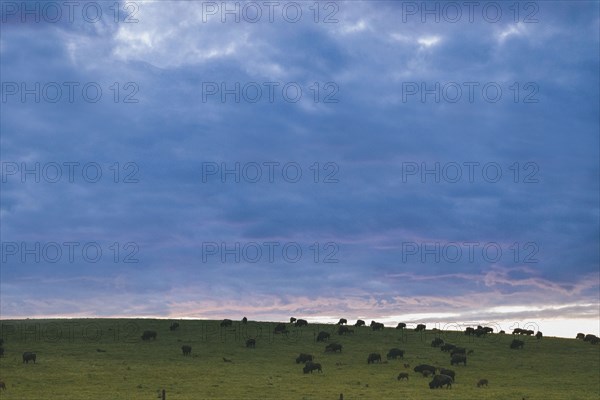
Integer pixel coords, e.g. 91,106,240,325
0,0,599,339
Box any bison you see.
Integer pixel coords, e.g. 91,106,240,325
0,380,5,390
367,353,382,364
450,354,467,366
325,343,342,353
337,318,347,325
316,331,330,342
465,327,475,336
141,330,157,341
338,326,353,335
440,343,456,352
429,374,453,389
169,322,180,331
415,324,426,332
22,352,36,364
246,339,256,348
295,319,308,327
439,368,455,381
450,347,466,357
576,333,585,340
274,323,288,335
397,372,409,381
386,348,404,360
396,323,406,330
354,319,366,327
414,364,436,375
510,339,524,349
431,338,444,347
290,317,297,323
303,361,322,374
584,334,598,342
477,378,489,387
512,328,523,335
242,317,248,324
371,322,384,331
220,319,233,328
181,345,192,356
535,331,543,340
296,353,313,364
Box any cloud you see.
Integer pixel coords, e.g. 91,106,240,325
0,1,598,339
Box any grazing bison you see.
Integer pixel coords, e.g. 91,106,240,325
242,317,248,324
141,330,157,341
169,322,180,331
524,330,534,336
220,319,233,328
303,361,322,374
397,372,409,381
483,327,494,334
536,331,543,340
440,368,455,381
429,374,453,389
325,343,342,353
474,328,487,337
367,353,382,364
414,364,436,375
386,348,404,360
396,323,406,330
440,343,456,352
499,330,505,334
354,319,366,327
510,339,524,349
274,323,288,335
296,353,313,364
22,352,36,364
512,328,523,335
576,333,585,340
431,338,444,347
316,331,331,342
338,326,353,335
450,347,466,357
181,345,192,356
246,339,256,348
477,378,489,387
337,318,347,325
450,354,467,366
415,324,426,332
584,334,598,342
465,327,475,336
371,322,384,331
295,319,308,327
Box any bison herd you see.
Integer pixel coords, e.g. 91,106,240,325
0,317,597,394
577,333,600,345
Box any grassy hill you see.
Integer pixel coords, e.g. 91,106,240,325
0,318,598,399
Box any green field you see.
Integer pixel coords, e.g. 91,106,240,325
0,319,598,399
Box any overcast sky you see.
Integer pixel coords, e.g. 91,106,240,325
1,1,598,338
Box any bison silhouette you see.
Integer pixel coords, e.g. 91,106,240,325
22,352,36,364
367,353,382,364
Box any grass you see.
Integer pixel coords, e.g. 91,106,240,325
0,318,598,399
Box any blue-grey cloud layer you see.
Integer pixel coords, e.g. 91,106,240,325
1,1,598,336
